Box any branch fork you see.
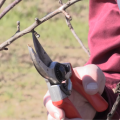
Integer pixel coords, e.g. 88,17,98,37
61,10,72,21
17,21,20,32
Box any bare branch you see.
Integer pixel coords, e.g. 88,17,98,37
0,0,81,51
0,0,6,9
0,0,22,19
66,18,90,57
59,0,90,57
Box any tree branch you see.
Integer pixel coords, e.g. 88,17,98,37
0,0,22,19
0,0,81,51
59,0,90,57
0,0,6,9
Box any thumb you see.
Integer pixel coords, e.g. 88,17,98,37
75,64,105,95
44,91,65,120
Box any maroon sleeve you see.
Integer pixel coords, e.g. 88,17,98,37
86,0,120,119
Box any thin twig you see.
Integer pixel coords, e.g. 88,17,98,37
66,17,90,57
0,0,6,9
0,0,81,51
0,0,22,19
17,21,20,32
59,0,90,57
12,21,20,38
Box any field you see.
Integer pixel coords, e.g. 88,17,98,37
0,0,89,119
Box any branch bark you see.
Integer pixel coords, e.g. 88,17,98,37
0,0,22,19
0,0,6,9
0,0,81,51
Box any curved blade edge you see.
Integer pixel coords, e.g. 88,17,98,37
32,32,52,67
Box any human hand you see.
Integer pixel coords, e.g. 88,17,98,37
43,64,106,120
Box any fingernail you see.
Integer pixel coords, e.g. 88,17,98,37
87,83,98,90
54,113,60,120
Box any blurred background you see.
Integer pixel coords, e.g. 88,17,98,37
0,0,89,119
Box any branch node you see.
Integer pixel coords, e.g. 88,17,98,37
33,31,40,38
17,21,20,32
115,82,120,94
62,10,72,21
35,18,41,24
68,23,73,29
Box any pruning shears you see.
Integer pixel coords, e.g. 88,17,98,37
27,32,108,119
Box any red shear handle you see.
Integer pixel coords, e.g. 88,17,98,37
53,98,81,119
71,68,108,112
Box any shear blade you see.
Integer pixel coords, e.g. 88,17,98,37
28,45,49,78
32,32,52,67
28,45,60,84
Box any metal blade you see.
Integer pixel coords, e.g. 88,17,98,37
28,45,60,84
32,32,52,67
28,45,49,78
